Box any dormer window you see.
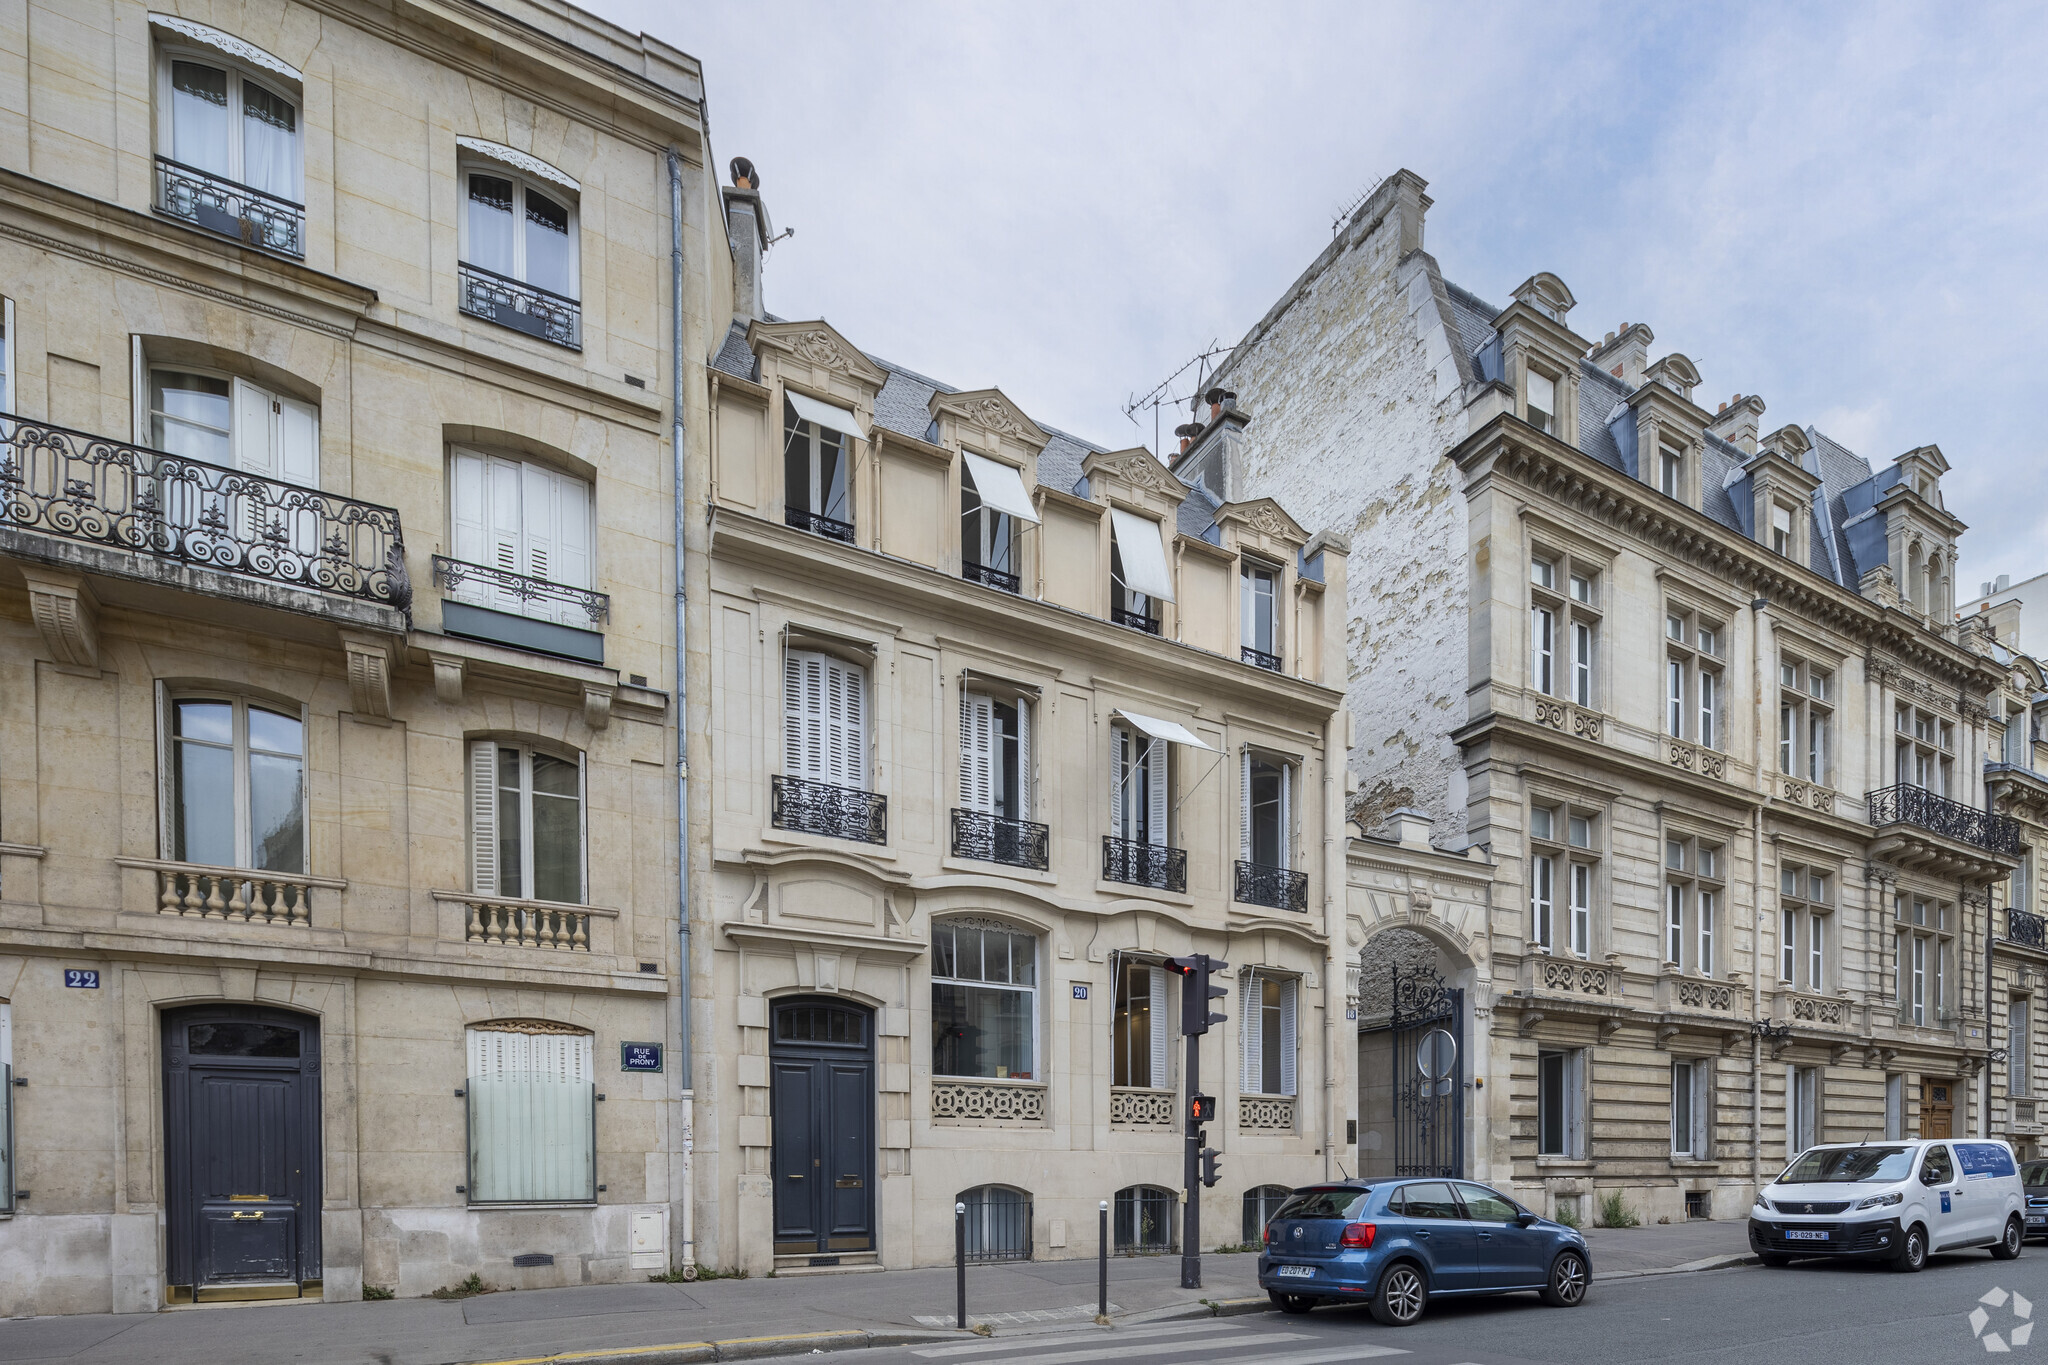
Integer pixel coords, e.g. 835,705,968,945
1109,509,1172,635
1526,369,1556,435
959,451,1037,594
1658,443,1683,499
1771,504,1794,557
784,397,855,543
1240,561,1281,671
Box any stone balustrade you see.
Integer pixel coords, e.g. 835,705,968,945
118,857,343,927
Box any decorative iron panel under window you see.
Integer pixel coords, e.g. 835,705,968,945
1102,836,1187,892
950,809,1049,870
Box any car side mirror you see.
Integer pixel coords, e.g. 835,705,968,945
1516,1211,1540,1228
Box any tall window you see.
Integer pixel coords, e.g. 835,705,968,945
2001,702,2031,768
1894,705,1954,795
1770,503,1795,557
1663,836,1723,976
1241,561,1280,667
961,461,1014,586
448,449,594,623
1777,864,1832,991
1664,607,1723,747
463,168,577,300
1537,1048,1585,1157
932,920,1037,1080
1530,552,1601,708
1778,656,1833,784
1896,895,1952,1026
1109,511,1170,631
1525,367,1556,434
1113,959,1168,1090
1658,442,1683,499
960,691,1030,820
466,1024,595,1204
784,400,853,538
1112,725,1169,846
0,295,12,413
1241,753,1291,869
167,695,305,873
1529,802,1595,957
158,51,301,201
1672,1059,1711,1158
149,367,319,484
2010,997,2030,1098
468,740,583,904
1786,1065,1819,1154
1239,971,1297,1097
783,649,868,791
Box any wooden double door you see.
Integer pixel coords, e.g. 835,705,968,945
770,998,875,1258
1920,1079,1954,1139
163,1005,322,1300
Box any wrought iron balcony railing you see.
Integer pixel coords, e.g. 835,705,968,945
432,555,608,627
2009,906,2048,951
1112,607,1160,635
951,808,1049,870
963,561,1020,594
1241,645,1283,672
1102,836,1187,893
1865,783,2022,856
773,775,887,844
154,156,304,257
0,415,408,609
1235,859,1309,912
784,506,856,543
458,261,582,349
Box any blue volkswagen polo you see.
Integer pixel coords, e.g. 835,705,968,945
1257,1179,1591,1326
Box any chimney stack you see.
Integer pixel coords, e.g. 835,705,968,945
1587,322,1653,388
1707,392,1767,453
723,156,773,323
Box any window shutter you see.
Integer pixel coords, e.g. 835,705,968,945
468,739,500,895
520,462,559,585
1239,749,1251,862
551,469,592,592
129,336,148,443
1145,739,1169,847
1148,966,1168,1088
1278,762,1292,869
154,680,174,859
823,656,866,788
485,455,523,613
1239,970,1261,1093
232,378,274,475
277,396,318,487
1016,698,1033,819
1278,977,1297,1096
451,450,487,569
784,649,826,781
1110,727,1128,842
960,691,994,812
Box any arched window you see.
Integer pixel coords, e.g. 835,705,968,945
1114,1184,1176,1254
958,1185,1033,1263
1242,1184,1292,1245
931,918,1037,1080
444,446,596,628
466,1021,595,1204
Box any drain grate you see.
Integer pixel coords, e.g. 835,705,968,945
512,1253,556,1268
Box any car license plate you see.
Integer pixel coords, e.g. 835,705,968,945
1277,1264,1315,1278
1785,1230,1829,1241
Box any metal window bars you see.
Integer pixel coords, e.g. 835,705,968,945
2008,906,2047,951
1112,607,1160,635
1101,836,1188,893
962,561,1021,594
960,1189,1034,1264
1241,645,1283,672
0,414,408,609
950,809,1050,871
154,156,304,258
772,775,887,845
1865,783,2022,856
1113,1186,1177,1254
457,261,583,350
784,507,856,543
432,555,609,627
1235,859,1309,912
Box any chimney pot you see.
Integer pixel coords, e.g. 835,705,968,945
1604,331,1615,345
1717,402,1727,414
1178,438,1191,454
729,156,758,191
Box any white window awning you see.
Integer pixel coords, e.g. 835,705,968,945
1115,709,1214,751
961,450,1040,525
787,390,865,440
1110,507,1175,603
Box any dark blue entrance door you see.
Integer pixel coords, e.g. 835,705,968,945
769,999,875,1258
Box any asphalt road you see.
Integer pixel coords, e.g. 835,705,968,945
841,1249,2043,1365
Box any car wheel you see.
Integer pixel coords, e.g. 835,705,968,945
1991,1215,2024,1261
1369,1262,1427,1327
1539,1249,1589,1307
1889,1223,1927,1273
1268,1290,1315,1315
1759,1253,1790,1268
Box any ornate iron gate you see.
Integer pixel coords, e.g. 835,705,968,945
1386,965,1464,1178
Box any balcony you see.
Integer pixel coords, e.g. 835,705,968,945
433,556,608,665
1102,836,1187,893
1866,783,2021,858
784,506,855,543
773,775,887,844
950,808,1049,871
0,416,407,613
120,858,342,928
1112,607,1160,635
962,560,1020,594
458,261,581,349
440,891,604,952
2009,907,2048,952
1235,860,1308,912
1241,645,1282,673
1239,1094,1296,1133
154,156,303,258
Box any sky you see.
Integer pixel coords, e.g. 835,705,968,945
594,0,2048,590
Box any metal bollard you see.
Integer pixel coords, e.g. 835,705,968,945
1098,1199,1109,1320
955,1200,967,1330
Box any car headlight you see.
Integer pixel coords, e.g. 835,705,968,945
1753,1197,1773,1213
1856,1191,1903,1210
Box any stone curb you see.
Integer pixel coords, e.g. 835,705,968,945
1593,1252,1754,1281
463,1327,968,1365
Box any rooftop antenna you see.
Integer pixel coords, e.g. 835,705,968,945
1124,341,1232,458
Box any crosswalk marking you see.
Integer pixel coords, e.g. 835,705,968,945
919,1330,1318,1365
1202,1346,1411,1365
912,1322,1250,1359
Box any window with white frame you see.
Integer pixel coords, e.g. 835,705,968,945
1664,834,1723,976
1894,704,1954,796
1239,970,1297,1097
961,459,1015,585
1777,863,1832,992
1112,958,1169,1090
164,694,305,873
156,41,301,201
462,165,578,301
932,919,1037,1080
1663,606,1724,747
1240,752,1292,871
2010,997,2030,1098
2011,845,2033,920
1530,551,1601,708
1895,894,1953,1026
149,366,318,483
2001,702,2031,767
468,740,584,905
1777,655,1834,784
466,1023,595,1204
1537,1047,1585,1157
1884,1073,1905,1140
1786,1064,1820,1154
1529,801,1595,957
447,448,594,624
1671,1059,1712,1158
784,399,853,536
960,689,1031,822
1525,366,1557,435
1109,512,1168,630
1112,724,1170,847
783,648,868,791
1658,440,1684,500
1241,560,1281,665
1770,503,1796,557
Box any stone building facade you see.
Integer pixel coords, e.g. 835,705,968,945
0,0,727,1312
1194,170,2026,1223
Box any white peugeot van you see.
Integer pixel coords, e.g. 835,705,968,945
1749,1138,2027,1271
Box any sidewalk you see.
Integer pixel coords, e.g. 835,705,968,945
0,1221,1751,1365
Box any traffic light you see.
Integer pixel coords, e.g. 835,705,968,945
1188,1093,1216,1125
1166,953,1230,1036
1199,1147,1222,1188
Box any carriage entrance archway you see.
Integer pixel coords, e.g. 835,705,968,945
1356,929,1466,1180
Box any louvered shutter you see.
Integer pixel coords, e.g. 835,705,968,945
784,649,826,781
468,739,500,894
520,462,559,586
1239,749,1252,862
1278,762,1292,869
1239,970,1261,1093
822,655,866,789
485,455,523,612
1110,727,1128,841
551,468,592,593
451,450,487,569
278,396,318,486
960,691,994,812
1145,739,1169,847
233,378,274,475
1148,966,1169,1087
1278,977,1298,1096
1016,698,1033,819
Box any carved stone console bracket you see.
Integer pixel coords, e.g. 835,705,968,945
1518,1008,1546,1037
430,652,466,705
21,568,100,669
583,683,614,731
339,629,398,720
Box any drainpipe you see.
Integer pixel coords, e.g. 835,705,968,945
1750,596,1768,1193
666,147,696,1276
1321,710,1340,1184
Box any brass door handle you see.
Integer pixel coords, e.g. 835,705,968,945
231,1211,265,1220
786,1173,803,1180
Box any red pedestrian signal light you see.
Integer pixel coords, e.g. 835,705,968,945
1188,1093,1216,1125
